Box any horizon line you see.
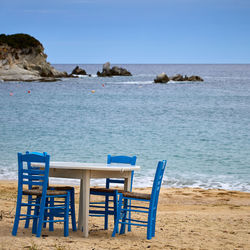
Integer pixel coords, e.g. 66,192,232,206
51,62,250,65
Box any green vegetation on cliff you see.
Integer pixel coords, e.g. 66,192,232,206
0,33,42,50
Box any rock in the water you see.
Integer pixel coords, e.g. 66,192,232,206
103,62,111,72
71,66,87,75
159,73,204,83
110,66,132,76
0,33,68,81
154,73,169,83
97,62,132,77
187,75,204,81
170,74,188,81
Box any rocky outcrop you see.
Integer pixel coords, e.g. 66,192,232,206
97,62,132,77
0,33,68,82
170,74,188,81
71,66,87,75
186,75,204,81
103,62,111,72
154,73,204,83
170,74,204,82
154,73,169,83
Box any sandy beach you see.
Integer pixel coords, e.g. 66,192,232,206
0,180,249,250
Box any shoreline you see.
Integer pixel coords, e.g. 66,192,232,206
0,180,250,249
1,178,249,193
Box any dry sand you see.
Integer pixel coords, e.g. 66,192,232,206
0,180,250,250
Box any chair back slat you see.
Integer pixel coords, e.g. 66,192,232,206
23,169,45,175
22,181,44,186
21,153,47,163
107,155,136,165
106,155,136,190
108,179,124,184
17,152,50,192
23,174,45,181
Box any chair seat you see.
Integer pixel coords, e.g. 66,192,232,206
32,186,74,191
90,187,124,194
121,191,151,200
23,189,68,196
90,188,151,200
48,186,74,191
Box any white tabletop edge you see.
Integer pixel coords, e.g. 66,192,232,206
32,161,140,171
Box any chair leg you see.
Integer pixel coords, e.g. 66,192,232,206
151,208,157,237
104,194,109,230
12,193,22,236
120,198,128,235
70,189,77,231
64,193,69,237
49,197,54,231
146,211,154,240
32,196,40,234
112,193,123,237
113,193,119,233
146,225,152,240
128,199,132,232
152,221,156,237
43,198,49,228
36,195,47,237
24,195,32,228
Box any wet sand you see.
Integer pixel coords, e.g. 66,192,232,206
0,180,250,249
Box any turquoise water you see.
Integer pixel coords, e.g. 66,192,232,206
1,64,250,191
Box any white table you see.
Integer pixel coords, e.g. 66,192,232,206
32,161,140,237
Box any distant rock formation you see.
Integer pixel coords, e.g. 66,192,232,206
0,33,68,82
170,74,188,81
154,73,169,83
170,74,204,82
154,73,204,83
71,66,87,75
186,75,204,81
97,62,132,77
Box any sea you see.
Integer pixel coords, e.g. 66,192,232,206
0,64,250,192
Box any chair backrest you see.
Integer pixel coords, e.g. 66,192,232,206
149,160,167,212
106,155,137,191
17,152,50,195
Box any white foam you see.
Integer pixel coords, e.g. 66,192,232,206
72,74,89,78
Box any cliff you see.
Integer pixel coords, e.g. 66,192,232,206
0,34,67,81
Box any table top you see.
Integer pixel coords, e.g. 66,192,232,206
32,161,140,171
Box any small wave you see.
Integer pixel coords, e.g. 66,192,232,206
168,80,203,84
72,74,89,78
129,175,250,192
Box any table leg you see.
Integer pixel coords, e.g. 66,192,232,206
124,174,131,192
78,179,83,230
123,173,131,233
78,170,90,237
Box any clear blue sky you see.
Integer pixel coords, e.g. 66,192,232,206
1,0,250,64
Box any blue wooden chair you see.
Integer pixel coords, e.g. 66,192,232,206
112,160,167,240
44,186,77,232
89,155,137,231
23,152,76,232
12,152,72,237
